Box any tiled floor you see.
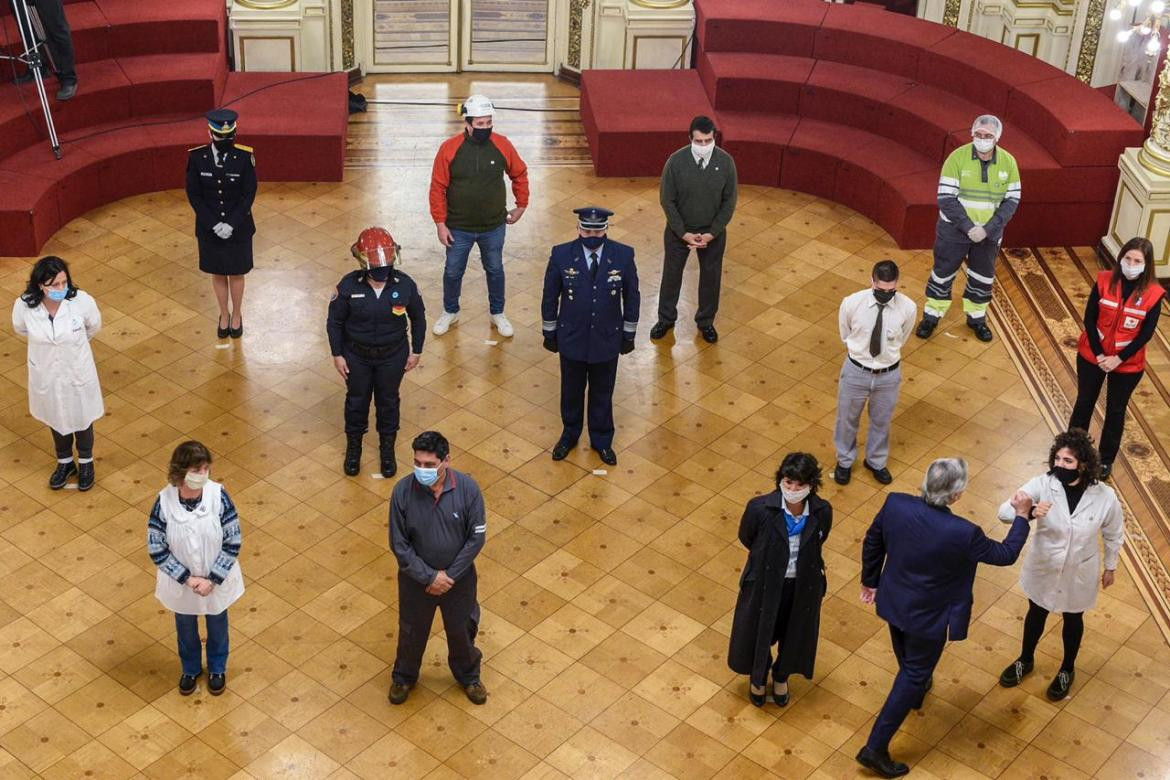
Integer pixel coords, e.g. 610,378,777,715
0,75,1168,778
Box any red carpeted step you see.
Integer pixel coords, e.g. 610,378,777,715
94,0,223,56
697,0,827,57
799,60,915,132
116,52,228,117
0,142,104,255
1006,78,1143,168
714,111,797,187
698,51,813,114
815,2,954,79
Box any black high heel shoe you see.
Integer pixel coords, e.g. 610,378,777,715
229,315,243,339
217,315,230,339
749,685,766,707
772,676,789,707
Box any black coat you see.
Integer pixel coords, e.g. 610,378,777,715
727,491,832,683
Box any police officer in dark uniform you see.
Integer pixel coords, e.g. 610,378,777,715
327,227,426,478
542,207,639,466
186,108,257,339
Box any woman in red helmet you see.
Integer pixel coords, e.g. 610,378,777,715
326,228,427,477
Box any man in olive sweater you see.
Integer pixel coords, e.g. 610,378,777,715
650,115,738,344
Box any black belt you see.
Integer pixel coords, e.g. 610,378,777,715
348,341,402,358
849,357,900,375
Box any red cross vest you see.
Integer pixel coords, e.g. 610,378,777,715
1077,270,1164,373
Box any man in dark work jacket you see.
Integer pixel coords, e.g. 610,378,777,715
388,430,487,706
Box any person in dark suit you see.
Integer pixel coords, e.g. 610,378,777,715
541,207,639,466
856,458,1033,778
728,452,832,708
186,109,257,340
11,0,78,100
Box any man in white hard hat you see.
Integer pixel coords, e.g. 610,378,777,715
428,94,530,338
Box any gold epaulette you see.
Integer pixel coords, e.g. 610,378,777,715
234,144,254,153
188,145,208,152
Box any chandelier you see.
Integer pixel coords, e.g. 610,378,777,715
1111,0,1167,57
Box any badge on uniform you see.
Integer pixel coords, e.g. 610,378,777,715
392,305,406,316
350,293,365,298
392,291,400,299
566,268,579,277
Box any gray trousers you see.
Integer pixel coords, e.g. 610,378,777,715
657,227,726,327
834,358,902,469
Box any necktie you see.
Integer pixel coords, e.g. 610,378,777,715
589,252,599,278
697,157,706,170
869,303,885,358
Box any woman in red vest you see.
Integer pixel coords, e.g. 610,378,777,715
1070,237,1163,480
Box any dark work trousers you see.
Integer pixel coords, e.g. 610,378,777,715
865,625,947,753
1069,353,1144,466
657,227,726,328
560,355,618,450
923,222,1000,320
751,577,797,689
343,343,408,436
392,568,482,687
51,424,94,461
17,0,77,83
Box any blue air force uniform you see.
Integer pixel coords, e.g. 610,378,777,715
186,109,257,276
327,269,426,437
542,207,640,455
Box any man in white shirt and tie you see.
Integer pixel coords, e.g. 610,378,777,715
833,260,917,487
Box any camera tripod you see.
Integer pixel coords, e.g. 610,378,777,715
1,0,62,159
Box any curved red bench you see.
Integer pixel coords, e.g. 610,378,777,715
581,0,1143,248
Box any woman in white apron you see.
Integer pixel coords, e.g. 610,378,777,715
147,441,244,696
996,429,1124,701
11,256,104,490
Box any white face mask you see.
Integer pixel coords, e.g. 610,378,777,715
781,486,811,504
972,137,996,154
184,471,209,490
692,141,714,159
1121,262,1145,280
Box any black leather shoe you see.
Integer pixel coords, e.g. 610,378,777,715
388,682,412,705
649,321,674,340
864,461,893,485
967,317,993,342
1047,669,1075,701
856,746,909,778
833,463,851,486
13,68,44,85
596,448,617,466
78,462,95,491
1099,462,1113,481
551,440,574,461
343,435,362,477
208,673,226,695
464,682,488,705
49,461,76,490
217,315,230,339
379,434,397,478
56,81,77,101
915,315,939,339
700,325,718,343
179,674,198,695
999,658,1034,688
229,316,243,339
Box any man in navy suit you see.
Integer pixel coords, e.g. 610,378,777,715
541,207,640,466
857,458,1033,777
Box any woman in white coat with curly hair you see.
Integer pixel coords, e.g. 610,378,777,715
11,256,104,491
996,428,1124,701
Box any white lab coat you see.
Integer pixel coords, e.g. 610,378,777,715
11,291,104,434
154,481,245,615
998,473,1124,613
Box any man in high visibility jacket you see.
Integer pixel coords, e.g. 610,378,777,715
915,115,1021,343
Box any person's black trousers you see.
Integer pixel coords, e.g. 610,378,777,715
20,0,77,84
51,424,93,460
750,577,797,688
559,355,618,450
343,344,408,436
1068,353,1144,465
657,227,726,328
392,568,482,687
865,625,946,753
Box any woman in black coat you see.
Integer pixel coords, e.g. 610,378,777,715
728,452,832,706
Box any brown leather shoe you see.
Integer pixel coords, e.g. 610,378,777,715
464,681,488,705
388,682,412,705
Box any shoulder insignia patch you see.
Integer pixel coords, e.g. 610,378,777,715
188,145,208,152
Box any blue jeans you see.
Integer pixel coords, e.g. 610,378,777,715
175,610,230,676
443,224,506,315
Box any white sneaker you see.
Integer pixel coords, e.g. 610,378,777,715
491,313,514,338
433,311,459,335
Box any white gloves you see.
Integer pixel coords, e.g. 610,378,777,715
213,222,234,239
968,225,988,243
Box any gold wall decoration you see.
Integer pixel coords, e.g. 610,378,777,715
1146,62,1170,172
1073,0,1105,82
568,0,592,69
341,0,354,70
942,0,962,27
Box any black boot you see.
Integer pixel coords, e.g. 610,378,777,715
49,461,77,490
380,434,397,478
78,461,95,492
343,434,362,477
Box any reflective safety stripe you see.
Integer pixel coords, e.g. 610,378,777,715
542,320,558,330
967,268,995,285
623,321,637,333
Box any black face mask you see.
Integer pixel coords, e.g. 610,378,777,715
581,235,605,250
368,266,392,282
213,138,235,153
1051,466,1080,485
470,127,492,144
873,288,896,304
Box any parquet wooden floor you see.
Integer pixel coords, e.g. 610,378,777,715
0,75,1168,779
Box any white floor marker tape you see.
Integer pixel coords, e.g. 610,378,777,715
592,469,608,476
370,473,385,479
215,343,232,349
484,340,498,346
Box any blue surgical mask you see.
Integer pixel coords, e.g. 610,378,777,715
414,466,440,486
581,236,604,250
46,288,68,302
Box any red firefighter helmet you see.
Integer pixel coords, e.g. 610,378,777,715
352,227,399,269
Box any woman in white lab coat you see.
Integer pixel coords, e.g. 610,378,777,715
996,428,1124,701
11,256,104,491
148,441,244,696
